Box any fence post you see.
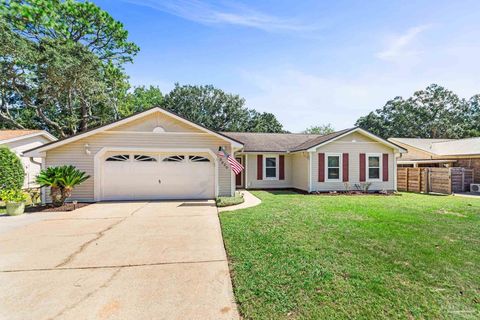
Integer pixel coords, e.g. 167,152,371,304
406,168,409,192
448,168,452,194
417,168,421,193
462,168,465,192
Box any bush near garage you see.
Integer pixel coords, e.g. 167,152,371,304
0,147,25,191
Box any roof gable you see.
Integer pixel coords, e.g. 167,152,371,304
0,130,56,145
390,137,480,156
24,107,243,156
300,128,406,152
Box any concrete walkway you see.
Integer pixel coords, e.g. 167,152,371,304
0,201,239,320
218,190,262,212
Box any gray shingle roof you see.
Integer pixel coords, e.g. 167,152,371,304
222,128,355,152
390,137,480,156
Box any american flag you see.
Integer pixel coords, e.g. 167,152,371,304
218,147,244,174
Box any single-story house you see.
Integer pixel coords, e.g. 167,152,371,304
389,137,480,183
24,107,406,202
0,130,57,188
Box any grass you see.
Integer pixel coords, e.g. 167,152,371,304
220,191,480,319
216,192,245,207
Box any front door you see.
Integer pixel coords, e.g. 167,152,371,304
235,157,244,188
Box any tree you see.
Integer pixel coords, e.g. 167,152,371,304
0,147,25,190
356,84,479,139
161,84,284,133
303,124,335,135
246,110,284,133
0,0,138,137
119,86,163,117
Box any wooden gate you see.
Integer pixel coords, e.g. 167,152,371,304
397,167,474,194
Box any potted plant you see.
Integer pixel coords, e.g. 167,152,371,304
0,189,28,216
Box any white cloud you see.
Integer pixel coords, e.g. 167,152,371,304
123,0,313,32
239,66,480,133
376,25,431,62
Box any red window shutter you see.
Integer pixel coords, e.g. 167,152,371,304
257,155,263,180
318,153,325,182
279,155,285,180
342,153,349,182
359,153,366,182
383,153,389,181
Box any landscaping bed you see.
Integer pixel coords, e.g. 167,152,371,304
24,202,91,213
220,191,480,319
216,192,245,207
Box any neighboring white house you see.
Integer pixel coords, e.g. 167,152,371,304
24,107,406,203
0,130,57,188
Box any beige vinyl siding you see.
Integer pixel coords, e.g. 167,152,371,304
109,112,203,133
291,152,309,191
311,132,396,192
45,132,233,201
245,153,292,189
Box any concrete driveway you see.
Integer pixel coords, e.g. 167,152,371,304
0,201,239,320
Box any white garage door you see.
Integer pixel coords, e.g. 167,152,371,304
101,152,215,201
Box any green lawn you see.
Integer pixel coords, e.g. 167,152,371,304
220,191,480,319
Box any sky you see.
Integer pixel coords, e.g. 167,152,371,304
93,0,480,132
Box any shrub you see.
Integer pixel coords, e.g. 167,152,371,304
37,165,90,207
0,189,28,203
0,147,25,191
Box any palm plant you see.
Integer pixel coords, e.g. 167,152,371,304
37,166,90,207
56,166,89,201
36,167,62,206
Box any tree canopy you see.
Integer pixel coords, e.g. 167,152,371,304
356,84,480,139
162,84,284,133
0,0,138,137
303,124,335,135
0,1,284,136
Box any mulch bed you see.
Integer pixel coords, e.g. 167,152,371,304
24,202,92,213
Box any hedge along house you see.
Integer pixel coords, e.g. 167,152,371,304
24,107,405,203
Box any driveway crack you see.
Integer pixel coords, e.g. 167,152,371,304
55,203,149,268
47,268,122,320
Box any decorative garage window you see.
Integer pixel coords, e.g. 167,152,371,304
263,155,278,180
326,153,342,181
134,155,157,162
106,154,130,162
367,153,381,181
163,155,185,162
189,155,210,162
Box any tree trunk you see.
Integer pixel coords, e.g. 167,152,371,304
50,187,64,207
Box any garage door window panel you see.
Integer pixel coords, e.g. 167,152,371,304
189,155,210,162
163,155,185,162
106,154,130,162
134,155,157,162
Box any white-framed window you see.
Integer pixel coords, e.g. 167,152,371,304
325,153,342,181
263,155,278,180
367,153,382,181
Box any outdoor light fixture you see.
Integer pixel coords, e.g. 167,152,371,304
84,144,91,155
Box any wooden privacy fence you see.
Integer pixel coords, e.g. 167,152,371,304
397,167,474,194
